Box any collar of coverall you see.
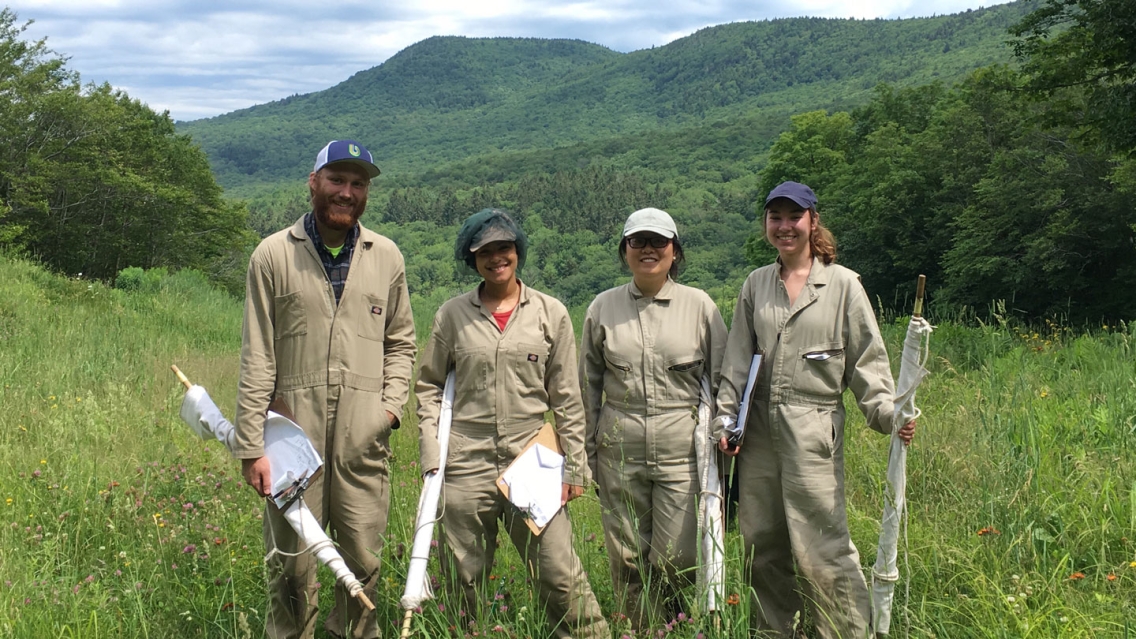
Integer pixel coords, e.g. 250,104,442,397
629,276,676,301
286,215,374,248
775,255,833,287
468,279,532,308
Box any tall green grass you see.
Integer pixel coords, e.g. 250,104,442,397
0,255,1132,637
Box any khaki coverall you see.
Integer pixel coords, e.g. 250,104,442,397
416,283,608,639
716,258,895,639
579,279,726,627
236,217,417,639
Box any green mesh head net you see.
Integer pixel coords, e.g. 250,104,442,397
454,208,528,272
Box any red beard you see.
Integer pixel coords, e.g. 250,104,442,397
311,189,365,231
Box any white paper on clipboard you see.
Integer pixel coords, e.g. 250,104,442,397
731,353,763,445
500,443,564,528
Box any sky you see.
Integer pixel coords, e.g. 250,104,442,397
12,0,1013,122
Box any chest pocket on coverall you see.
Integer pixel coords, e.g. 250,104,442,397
454,346,488,393
665,356,704,401
795,343,845,398
273,291,307,340
358,295,387,341
514,342,550,392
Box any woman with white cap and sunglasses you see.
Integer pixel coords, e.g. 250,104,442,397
579,207,727,629
715,182,916,638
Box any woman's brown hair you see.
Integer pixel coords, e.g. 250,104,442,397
809,210,837,264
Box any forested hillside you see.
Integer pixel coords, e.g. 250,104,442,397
179,3,1032,192
228,0,1136,322
3,0,1134,322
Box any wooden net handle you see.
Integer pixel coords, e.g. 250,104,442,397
170,365,192,390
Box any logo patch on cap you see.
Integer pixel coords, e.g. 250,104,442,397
527,354,539,362
349,144,361,157
371,305,383,315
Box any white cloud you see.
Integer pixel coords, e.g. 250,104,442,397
9,0,1013,121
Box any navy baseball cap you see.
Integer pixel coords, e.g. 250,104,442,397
765,181,817,210
312,140,381,178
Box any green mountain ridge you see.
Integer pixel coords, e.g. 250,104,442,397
179,2,1032,193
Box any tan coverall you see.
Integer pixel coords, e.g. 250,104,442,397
416,283,608,639
716,258,896,639
235,217,417,639
579,279,726,627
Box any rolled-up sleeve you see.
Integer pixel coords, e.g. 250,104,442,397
702,296,729,402
715,276,757,421
578,300,606,481
415,311,451,473
547,303,589,486
381,252,417,425
844,283,896,434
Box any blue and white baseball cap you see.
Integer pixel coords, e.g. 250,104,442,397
312,140,381,178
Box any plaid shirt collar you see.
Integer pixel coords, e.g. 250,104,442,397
304,212,359,304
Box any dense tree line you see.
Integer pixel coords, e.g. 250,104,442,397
0,9,252,290
748,0,1136,320
239,0,1135,323
4,0,1133,323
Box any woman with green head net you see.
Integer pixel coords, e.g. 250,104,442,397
415,209,609,638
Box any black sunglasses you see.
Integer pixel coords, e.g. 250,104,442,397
626,236,672,249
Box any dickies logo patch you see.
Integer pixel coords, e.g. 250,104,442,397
527,354,539,363
370,306,383,315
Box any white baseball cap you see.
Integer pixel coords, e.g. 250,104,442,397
623,208,678,240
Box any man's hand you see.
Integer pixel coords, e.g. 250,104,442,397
717,437,741,457
242,457,272,497
386,410,397,426
561,483,585,506
897,420,916,445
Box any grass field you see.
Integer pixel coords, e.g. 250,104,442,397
0,256,1133,638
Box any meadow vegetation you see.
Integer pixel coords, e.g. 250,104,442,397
0,257,1132,638
2,1,1135,635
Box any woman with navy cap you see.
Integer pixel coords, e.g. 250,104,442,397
415,209,608,639
579,207,727,629
714,182,916,638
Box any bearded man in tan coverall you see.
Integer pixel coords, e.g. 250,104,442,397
235,140,416,639
416,209,608,639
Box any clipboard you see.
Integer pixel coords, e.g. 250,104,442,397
731,352,764,447
495,422,563,536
